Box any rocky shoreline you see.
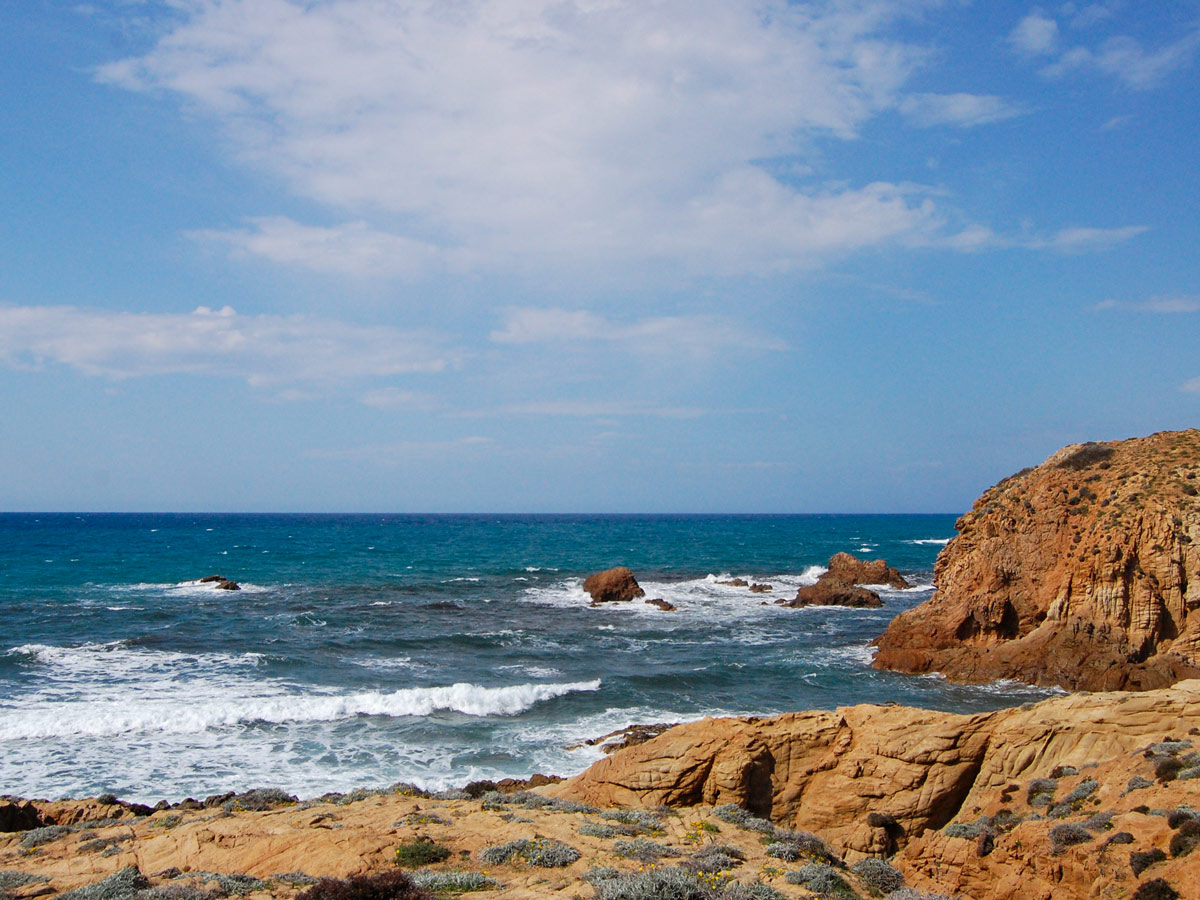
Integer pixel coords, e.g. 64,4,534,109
3,683,1199,899
5,430,1199,899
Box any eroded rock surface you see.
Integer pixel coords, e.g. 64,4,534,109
874,429,1200,690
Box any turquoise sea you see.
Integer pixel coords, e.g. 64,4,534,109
0,514,1057,804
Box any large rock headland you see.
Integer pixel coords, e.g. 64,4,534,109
873,429,1200,690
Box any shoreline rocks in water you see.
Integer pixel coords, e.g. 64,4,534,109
873,429,1200,691
582,567,645,605
198,574,241,591
778,552,908,609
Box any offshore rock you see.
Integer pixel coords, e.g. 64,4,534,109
582,567,645,605
781,578,882,608
826,552,911,589
873,429,1200,690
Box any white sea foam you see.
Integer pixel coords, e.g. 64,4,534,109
907,538,952,545
1,675,602,739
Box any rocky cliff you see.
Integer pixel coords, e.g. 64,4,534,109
873,429,1200,690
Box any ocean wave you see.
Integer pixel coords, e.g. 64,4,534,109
906,538,952,546
1,680,603,740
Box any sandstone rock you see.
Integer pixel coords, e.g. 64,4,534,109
197,575,241,591
214,579,240,591
717,578,749,587
874,429,1200,691
827,552,911,589
582,567,645,604
780,578,882,608
645,597,676,611
748,583,772,593
545,680,1200,863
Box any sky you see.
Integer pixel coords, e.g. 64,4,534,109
1,0,1198,513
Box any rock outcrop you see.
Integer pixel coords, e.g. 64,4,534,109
874,429,1200,691
582,567,645,605
782,578,883,608
826,552,910,589
545,680,1200,858
777,552,908,608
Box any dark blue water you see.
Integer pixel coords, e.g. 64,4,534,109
0,514,1055,803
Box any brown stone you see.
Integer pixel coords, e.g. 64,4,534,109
582,567,645,604
645,598,676,611
827,552,911,589
716,578,749,587
748,583,772,593
780,578,882,608
873,429,1200,691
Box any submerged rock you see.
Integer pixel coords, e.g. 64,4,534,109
645,598,676,611
197,574,241,591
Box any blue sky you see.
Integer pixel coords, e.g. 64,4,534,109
1,0,1197,513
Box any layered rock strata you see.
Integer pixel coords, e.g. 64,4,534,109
874,429,1200,690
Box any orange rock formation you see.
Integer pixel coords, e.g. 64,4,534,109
874,430,1200,690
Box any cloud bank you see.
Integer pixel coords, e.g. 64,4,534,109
99,0,1032,276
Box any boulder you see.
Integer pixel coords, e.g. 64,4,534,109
748,583,772,593
645,598,676,611
716,578,749,587
781,578,882,608
583,567,645,605
197,575,241,591
827,552,910,589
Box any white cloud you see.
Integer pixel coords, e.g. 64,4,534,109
1012,9,1200,89
489,307,788,354
898,93,1025,128
1095,295,1200,313
0,304,455,385
191,218,450,278
98,0,999,275
458,401,710,419
1009,11,1060,55
1182,377,1200,394
1029,225,1148,252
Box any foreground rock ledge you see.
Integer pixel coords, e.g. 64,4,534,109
874,429,1200,691
3,683,1199,900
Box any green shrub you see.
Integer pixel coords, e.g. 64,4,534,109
55,867,150,900
613,838,679,862
20,826,69,849
395,838,452,867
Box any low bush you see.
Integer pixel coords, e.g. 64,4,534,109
1027,778,1057,806
1126,776,1153,793
20,826,69,849
613,838,679,862
297,871,432,900
721,883,786,900
55,867,150,900
582,867,621,885
1131,879,1179,900
394,838,451,868
1062,779,1098,804
771,828,836,863
1130,848,1167,877
1049,765,1079,779
594,866,722,900
0,873,49,891
1049,823,1092,853
222,788,297,812
1156,758,1185,783
711,805,774,834
578,823,619,838
785,863,849,894
1169,820,1200,857
477,838,579,867
763,843,801,862
851,857,905,894
408,871,499,894
1103,832,1134,847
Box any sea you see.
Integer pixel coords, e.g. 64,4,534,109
0,513,1059,805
